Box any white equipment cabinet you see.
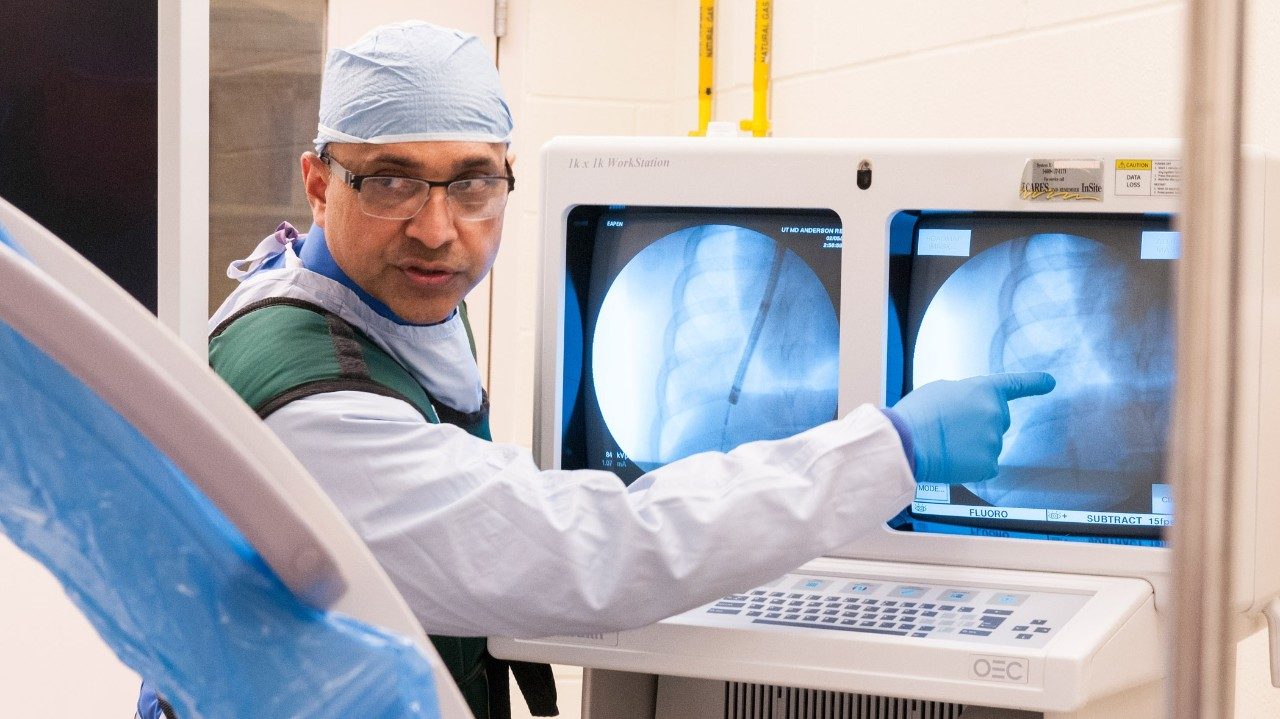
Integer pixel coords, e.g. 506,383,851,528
489,137,1280,718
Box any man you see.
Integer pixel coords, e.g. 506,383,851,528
142,20,1053,719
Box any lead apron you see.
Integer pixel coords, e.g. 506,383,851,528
208,296,557,719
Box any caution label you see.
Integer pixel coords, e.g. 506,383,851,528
1019,159,1104,202
1115,158,1181,197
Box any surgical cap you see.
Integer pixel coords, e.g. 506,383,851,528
314,20,513,153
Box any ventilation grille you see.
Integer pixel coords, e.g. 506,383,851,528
723,682,966,719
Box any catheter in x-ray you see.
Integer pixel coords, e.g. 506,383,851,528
912,230,1174,513
592,224,840,472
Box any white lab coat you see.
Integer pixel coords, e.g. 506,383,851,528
210,266,916,639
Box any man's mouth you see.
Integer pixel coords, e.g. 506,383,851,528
401,264,457,287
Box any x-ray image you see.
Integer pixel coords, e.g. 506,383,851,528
912,232,1174,511
592,224,840,471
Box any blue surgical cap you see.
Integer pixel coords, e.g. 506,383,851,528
314,20,513,153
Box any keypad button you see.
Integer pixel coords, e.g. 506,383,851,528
1034,627,1051,634
1017,633,1033,640
794,578,831,591
1030,619,1048,625
890,585,928,599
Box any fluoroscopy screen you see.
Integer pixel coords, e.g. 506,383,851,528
563,205,842,484
886,212,1176,542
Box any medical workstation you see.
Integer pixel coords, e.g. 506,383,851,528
3,1,1280,718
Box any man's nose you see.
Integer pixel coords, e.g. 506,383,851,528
405,187,458,249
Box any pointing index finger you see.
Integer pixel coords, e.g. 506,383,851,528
991,371,1056,401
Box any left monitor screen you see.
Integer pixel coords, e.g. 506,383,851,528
562,205,843,483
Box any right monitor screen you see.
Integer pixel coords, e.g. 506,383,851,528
887,212,1177,542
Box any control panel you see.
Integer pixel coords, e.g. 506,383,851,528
490,558,1159,712
689,572,1088,648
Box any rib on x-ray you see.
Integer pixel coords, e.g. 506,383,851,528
913,233,1173,510
592,225,839,471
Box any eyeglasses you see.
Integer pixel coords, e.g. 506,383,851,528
322,154,515,221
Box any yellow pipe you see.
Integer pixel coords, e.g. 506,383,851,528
739,0,771,137
689,0,716,136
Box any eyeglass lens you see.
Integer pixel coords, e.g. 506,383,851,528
359,176,509,221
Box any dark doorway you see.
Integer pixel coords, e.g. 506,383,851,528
0,3,158,312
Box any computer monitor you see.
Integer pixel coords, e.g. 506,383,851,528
560,204,843,483
886,211,1178,543
532,137,1280,611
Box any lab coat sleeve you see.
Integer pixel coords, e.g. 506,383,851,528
265,391,915,639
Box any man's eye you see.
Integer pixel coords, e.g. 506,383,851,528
367,177,419,195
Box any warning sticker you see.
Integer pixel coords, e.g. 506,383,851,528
1115,158,1181,197
1020,159,1104,202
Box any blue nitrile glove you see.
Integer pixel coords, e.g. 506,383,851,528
888,372,1056,485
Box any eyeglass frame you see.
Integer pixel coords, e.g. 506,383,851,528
320,152,516,221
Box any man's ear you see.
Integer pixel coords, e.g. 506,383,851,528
506,149,517,171
301,151,329,227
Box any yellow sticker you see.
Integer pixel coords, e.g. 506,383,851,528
1115,159,1181,197
1116,159,1153,171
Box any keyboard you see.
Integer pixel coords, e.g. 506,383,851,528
695,572,1088,649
